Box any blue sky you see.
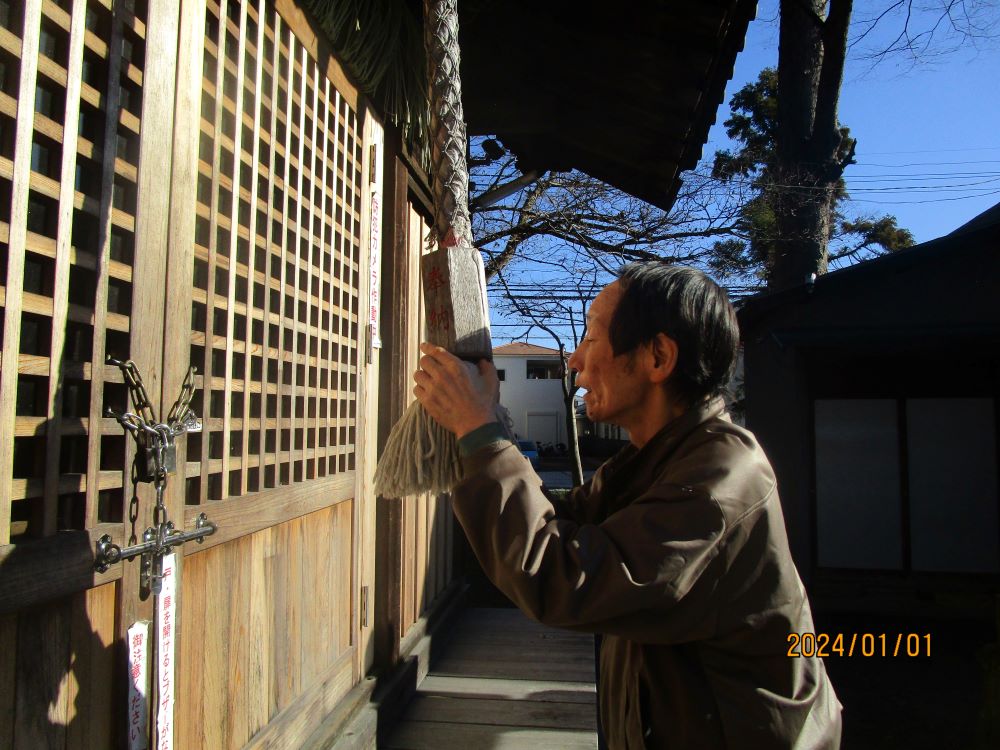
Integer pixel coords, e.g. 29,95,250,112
705,0,1000,242
487,2,1000,346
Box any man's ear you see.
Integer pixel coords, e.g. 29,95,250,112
648,333,678,384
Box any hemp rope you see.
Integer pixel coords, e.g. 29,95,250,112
422,0,472,248
374,0,501,498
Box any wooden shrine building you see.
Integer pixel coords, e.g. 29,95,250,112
738,204,1000,616
0,1,754,747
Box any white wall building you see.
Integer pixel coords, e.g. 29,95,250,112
494,343,568,446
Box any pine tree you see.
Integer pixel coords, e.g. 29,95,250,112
711,67,913,287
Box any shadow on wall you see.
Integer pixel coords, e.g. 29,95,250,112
1,537,120,747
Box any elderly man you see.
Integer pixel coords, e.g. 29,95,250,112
413,262,841,749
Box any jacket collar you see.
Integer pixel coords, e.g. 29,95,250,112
593,398,729,514
639,396,728,458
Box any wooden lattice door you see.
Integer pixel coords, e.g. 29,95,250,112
171,0,378,745
0,0,379,746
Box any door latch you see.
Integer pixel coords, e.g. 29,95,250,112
95,360,216,595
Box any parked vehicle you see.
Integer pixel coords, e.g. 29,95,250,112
517,439,540,468
538,441,568,457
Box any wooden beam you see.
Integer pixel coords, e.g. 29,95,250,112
197,0,228,503
373,139,410,671
258,4,284,491
274,31,295,487
239,0,266,498
83,0,124,523
118,0,180,664
182,471,355,552
42,0,87,536
161,5,207,740
273,0,357,111
0,0,43,544
220,0,250,497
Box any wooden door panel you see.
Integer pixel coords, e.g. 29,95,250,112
176,502,355,748
0,0,154,550
0,581,116,749
171,0,368,745
180,0,363,510
0,0,373,744
0,0,170,744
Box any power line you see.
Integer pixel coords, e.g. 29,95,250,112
851,188,1000,205
689,173,1000,191
855,147,1000,155
858,159,1000,167
845,172,1000,181
847,179,1000,192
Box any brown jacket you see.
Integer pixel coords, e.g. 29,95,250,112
453,399,841,749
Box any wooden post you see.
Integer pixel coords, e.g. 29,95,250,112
373,137,410,672
356,101,384,677
220,0,248,497
42,0,87,537
125,0,180,746
160,0,205,746
0,0,43,545
84,0,127,528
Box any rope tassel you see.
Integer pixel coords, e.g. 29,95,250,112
375,399,515,498
373,401,460,498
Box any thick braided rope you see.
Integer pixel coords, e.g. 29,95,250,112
375,0,512,498
423,0,471,247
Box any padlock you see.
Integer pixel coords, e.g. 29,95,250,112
134,430,176,482
162,441,177,474
159,427,177,475
134,433,156,483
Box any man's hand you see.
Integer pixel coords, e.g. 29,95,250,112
413,343,499,438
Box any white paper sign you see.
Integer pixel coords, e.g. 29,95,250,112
127,621,150,750
155,554,177,750
368,189,382,348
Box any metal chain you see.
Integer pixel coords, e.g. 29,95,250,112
96,360,217,587
128,461,141,545
151,423,172,526
110,357,157,425
166,365,197,429
152,483,167,528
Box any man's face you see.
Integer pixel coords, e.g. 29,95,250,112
567,281,654,428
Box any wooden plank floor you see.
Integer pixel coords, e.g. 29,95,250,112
384,608,598,749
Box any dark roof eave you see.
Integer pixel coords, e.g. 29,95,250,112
737,210,1000,329
459,0,757,212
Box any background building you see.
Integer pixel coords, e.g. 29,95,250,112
494,343,568,446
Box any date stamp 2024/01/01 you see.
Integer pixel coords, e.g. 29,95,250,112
787,632,932,658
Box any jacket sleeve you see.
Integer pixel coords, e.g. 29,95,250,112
549,475,594,524
452,441,731,643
